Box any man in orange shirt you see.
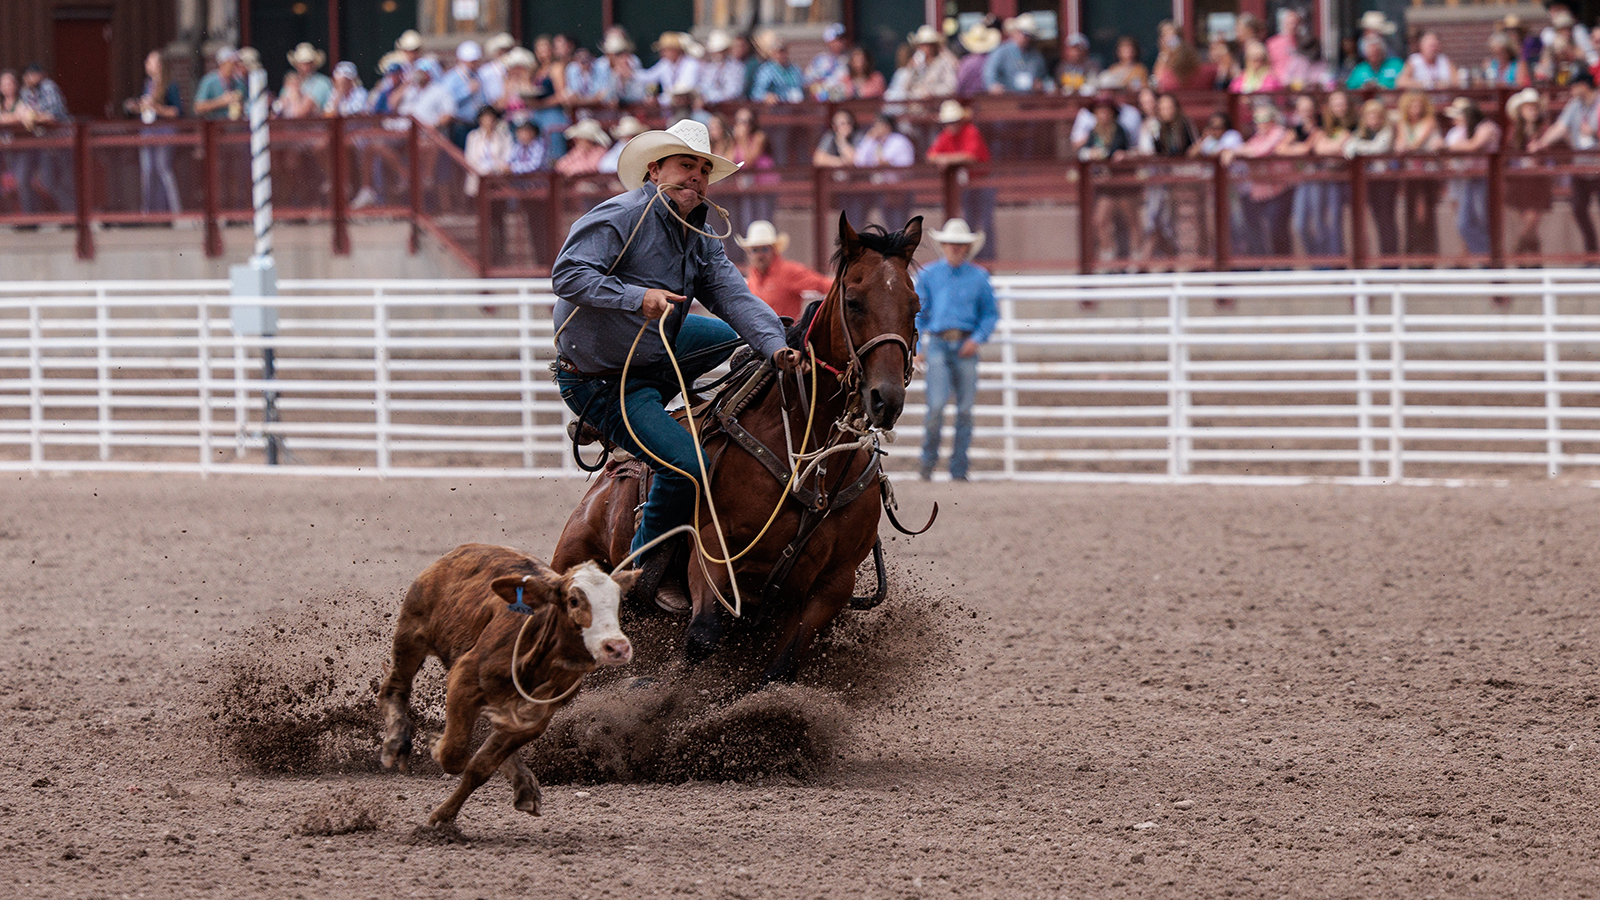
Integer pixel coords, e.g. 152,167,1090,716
736,220,832,321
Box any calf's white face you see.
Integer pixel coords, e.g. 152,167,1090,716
568,562,633,666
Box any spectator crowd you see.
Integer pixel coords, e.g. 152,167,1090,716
8,3,1600,266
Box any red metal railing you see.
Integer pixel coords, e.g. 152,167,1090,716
2,88,1596,275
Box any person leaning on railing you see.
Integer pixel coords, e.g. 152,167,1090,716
1230,102,1292,260
927,99,994,261
1345,97,1398,258
1396,31,1457,90
985,13,1050,93
1393,91,1442,259
1346,35,1403,90
1443,97,1501,258
1529,70,1600,254
1481,30,1532,89
1143,92,1197,260
1504,88,1554,258
123,50,183,218
1311,91,1357,259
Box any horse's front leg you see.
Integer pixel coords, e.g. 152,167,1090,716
685,546,732,662
763,564,856,683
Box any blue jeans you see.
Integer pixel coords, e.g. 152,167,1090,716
1457,178,1490,256
556,315,738,555
920,335,979,479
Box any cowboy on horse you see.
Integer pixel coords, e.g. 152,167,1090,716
550,119,807,611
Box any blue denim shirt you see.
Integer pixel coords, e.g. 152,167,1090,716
551,185,788,374
914,259,999,349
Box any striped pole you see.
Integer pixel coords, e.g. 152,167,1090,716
248,68,273,263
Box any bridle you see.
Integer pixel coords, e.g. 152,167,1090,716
802,254,917,399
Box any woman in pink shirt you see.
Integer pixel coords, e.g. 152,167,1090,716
1264,8,1305,83
1231,41,1284,93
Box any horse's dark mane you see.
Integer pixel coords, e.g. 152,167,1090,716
829,223,921,276
785,298,823,349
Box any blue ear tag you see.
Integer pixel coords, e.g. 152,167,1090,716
509,583,536,616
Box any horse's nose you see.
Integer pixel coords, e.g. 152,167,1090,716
868,385,903,429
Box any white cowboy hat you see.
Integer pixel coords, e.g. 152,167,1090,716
503,46,535,69
909,25,944,45
1358,11,1397,35
602,33,633,55
929,218,984,256
455,40,483,62
655,31,688,52
938,99,969,124
1506,86,1542,117
287,42,326,68
611,115,648,140
704,29,732,54
615,119,741,191
1008,13,1041,37
735,220,790,254
564,118,614,148
959,25,1001,55
396,29,423,52
485,32,516,55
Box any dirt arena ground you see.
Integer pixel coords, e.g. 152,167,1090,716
3,474,1599,899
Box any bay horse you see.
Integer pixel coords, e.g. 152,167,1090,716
551,213,933,683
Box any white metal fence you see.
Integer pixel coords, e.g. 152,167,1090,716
5,272,1600,482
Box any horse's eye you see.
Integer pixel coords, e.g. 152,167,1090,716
844,294,866,315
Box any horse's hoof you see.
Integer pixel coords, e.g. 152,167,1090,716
512,786,542,816
685,615,723,663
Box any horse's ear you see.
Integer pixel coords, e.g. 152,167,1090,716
900,216,923,257
838,210,859,256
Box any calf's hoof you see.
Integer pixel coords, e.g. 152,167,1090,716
380,732,413,772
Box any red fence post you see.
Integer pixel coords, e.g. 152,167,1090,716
812,165,828,272
202,120,223,258
942,164,961,225
407,119,422,254
545,173,564,273
1350,156,1367,270
1487,150,1505,268
1211,158,1230,272
329,116,350,256
1076,158,1092,275
476,175,493,278
73,122,94,261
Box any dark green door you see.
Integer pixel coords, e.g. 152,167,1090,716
855,2,923,80
342,0,417,83
522,0,605,56
1082,0,1162,69
250,0,331,91
615,0,694,67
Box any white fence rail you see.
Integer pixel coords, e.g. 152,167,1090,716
4,272,1600,482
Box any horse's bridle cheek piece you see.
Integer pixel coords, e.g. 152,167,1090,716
810,272,917,403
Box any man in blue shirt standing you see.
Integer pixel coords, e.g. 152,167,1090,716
915,218,998,481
